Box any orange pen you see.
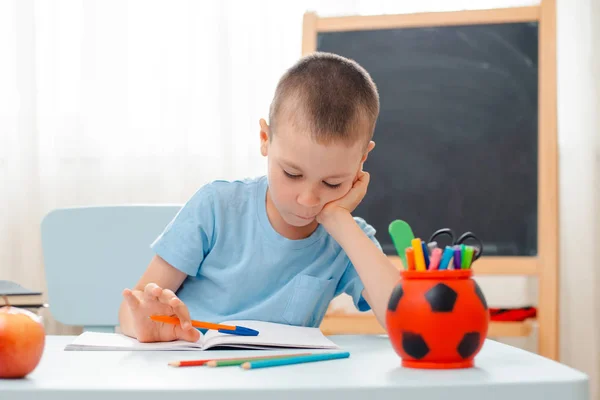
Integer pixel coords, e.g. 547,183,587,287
149,315,259,336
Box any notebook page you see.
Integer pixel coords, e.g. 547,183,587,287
65,332,205,351
201,320,340,350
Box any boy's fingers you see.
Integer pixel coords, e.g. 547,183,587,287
357,170,368,184
157,288,177,304
158,290,192,330
177,324,201,342
122,289,141,310
143,283,161,301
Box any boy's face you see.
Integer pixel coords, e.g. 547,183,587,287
260,118,374,236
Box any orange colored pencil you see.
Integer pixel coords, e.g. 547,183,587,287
150,315,236,331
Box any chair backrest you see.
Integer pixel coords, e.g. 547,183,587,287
41,205,181,332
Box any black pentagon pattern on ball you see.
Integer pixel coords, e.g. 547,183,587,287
457,332,481,359
473,281,488,310
387,284,404,312
402,331,430,359
424,283,457,312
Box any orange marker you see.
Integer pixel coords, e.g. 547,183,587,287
405,247,416,270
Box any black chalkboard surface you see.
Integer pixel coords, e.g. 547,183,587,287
317,22,538,257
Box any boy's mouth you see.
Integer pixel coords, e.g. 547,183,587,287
294,213,316,220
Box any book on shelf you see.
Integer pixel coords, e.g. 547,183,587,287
0,280,45,307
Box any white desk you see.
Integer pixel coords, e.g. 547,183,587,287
0,335,588,400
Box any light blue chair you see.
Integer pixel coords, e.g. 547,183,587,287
41,205,181,332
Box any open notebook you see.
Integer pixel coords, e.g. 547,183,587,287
65,320,340,351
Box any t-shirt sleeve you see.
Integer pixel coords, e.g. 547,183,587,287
335,217,383,312
150,184,216,277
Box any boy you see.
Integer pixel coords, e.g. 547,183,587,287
119,52,399,343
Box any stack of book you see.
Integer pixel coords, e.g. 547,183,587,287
0,280,46,309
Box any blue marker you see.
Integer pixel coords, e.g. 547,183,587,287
421,240,430,269
453,245,462,270
439,246,454,270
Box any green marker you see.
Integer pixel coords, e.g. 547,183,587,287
388,219,415,267
462,245,475,269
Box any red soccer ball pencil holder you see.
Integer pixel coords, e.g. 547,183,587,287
386,221,489,369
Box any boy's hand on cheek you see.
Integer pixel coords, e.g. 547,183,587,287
317,170,370,227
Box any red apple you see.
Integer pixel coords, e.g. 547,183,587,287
0,304,45,379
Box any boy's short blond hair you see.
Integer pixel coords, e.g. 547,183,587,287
269,52,379,148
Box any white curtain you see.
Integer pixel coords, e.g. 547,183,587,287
1,0,305,294
4,1,600,396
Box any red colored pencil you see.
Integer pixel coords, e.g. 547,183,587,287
169,359,211,367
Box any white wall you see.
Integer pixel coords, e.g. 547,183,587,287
556,0,600,399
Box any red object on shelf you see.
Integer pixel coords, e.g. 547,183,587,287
489,306,537,322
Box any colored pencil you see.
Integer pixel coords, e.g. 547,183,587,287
149,315,259,336
241,351,350,370
169,359,211,367
168,352,311,367
206,353,312,367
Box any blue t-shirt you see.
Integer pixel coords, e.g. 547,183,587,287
151,175,381,327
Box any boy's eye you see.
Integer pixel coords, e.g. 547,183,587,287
284,170,301,179
324,182,342,189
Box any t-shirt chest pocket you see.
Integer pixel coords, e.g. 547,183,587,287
282,274,335,327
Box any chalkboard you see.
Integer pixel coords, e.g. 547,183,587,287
317,22,538,256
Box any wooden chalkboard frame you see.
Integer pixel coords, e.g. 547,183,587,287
305,2,558,361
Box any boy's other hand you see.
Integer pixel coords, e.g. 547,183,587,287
317,170,370,225
122,283,201,343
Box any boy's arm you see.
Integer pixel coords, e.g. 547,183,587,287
323,211,398,328
318,171,399,329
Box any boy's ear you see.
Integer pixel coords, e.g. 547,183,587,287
361,140,375,163
259,118,270,156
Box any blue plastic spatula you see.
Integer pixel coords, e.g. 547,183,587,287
388,219,415,267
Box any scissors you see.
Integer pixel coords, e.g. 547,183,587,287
427,228,483,261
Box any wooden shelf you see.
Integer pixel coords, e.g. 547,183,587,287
320,314,535,338
488,319,535,337
320,314,387,335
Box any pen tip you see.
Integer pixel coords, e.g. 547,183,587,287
168,361,180,367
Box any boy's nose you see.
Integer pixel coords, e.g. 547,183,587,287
297,190,320,208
